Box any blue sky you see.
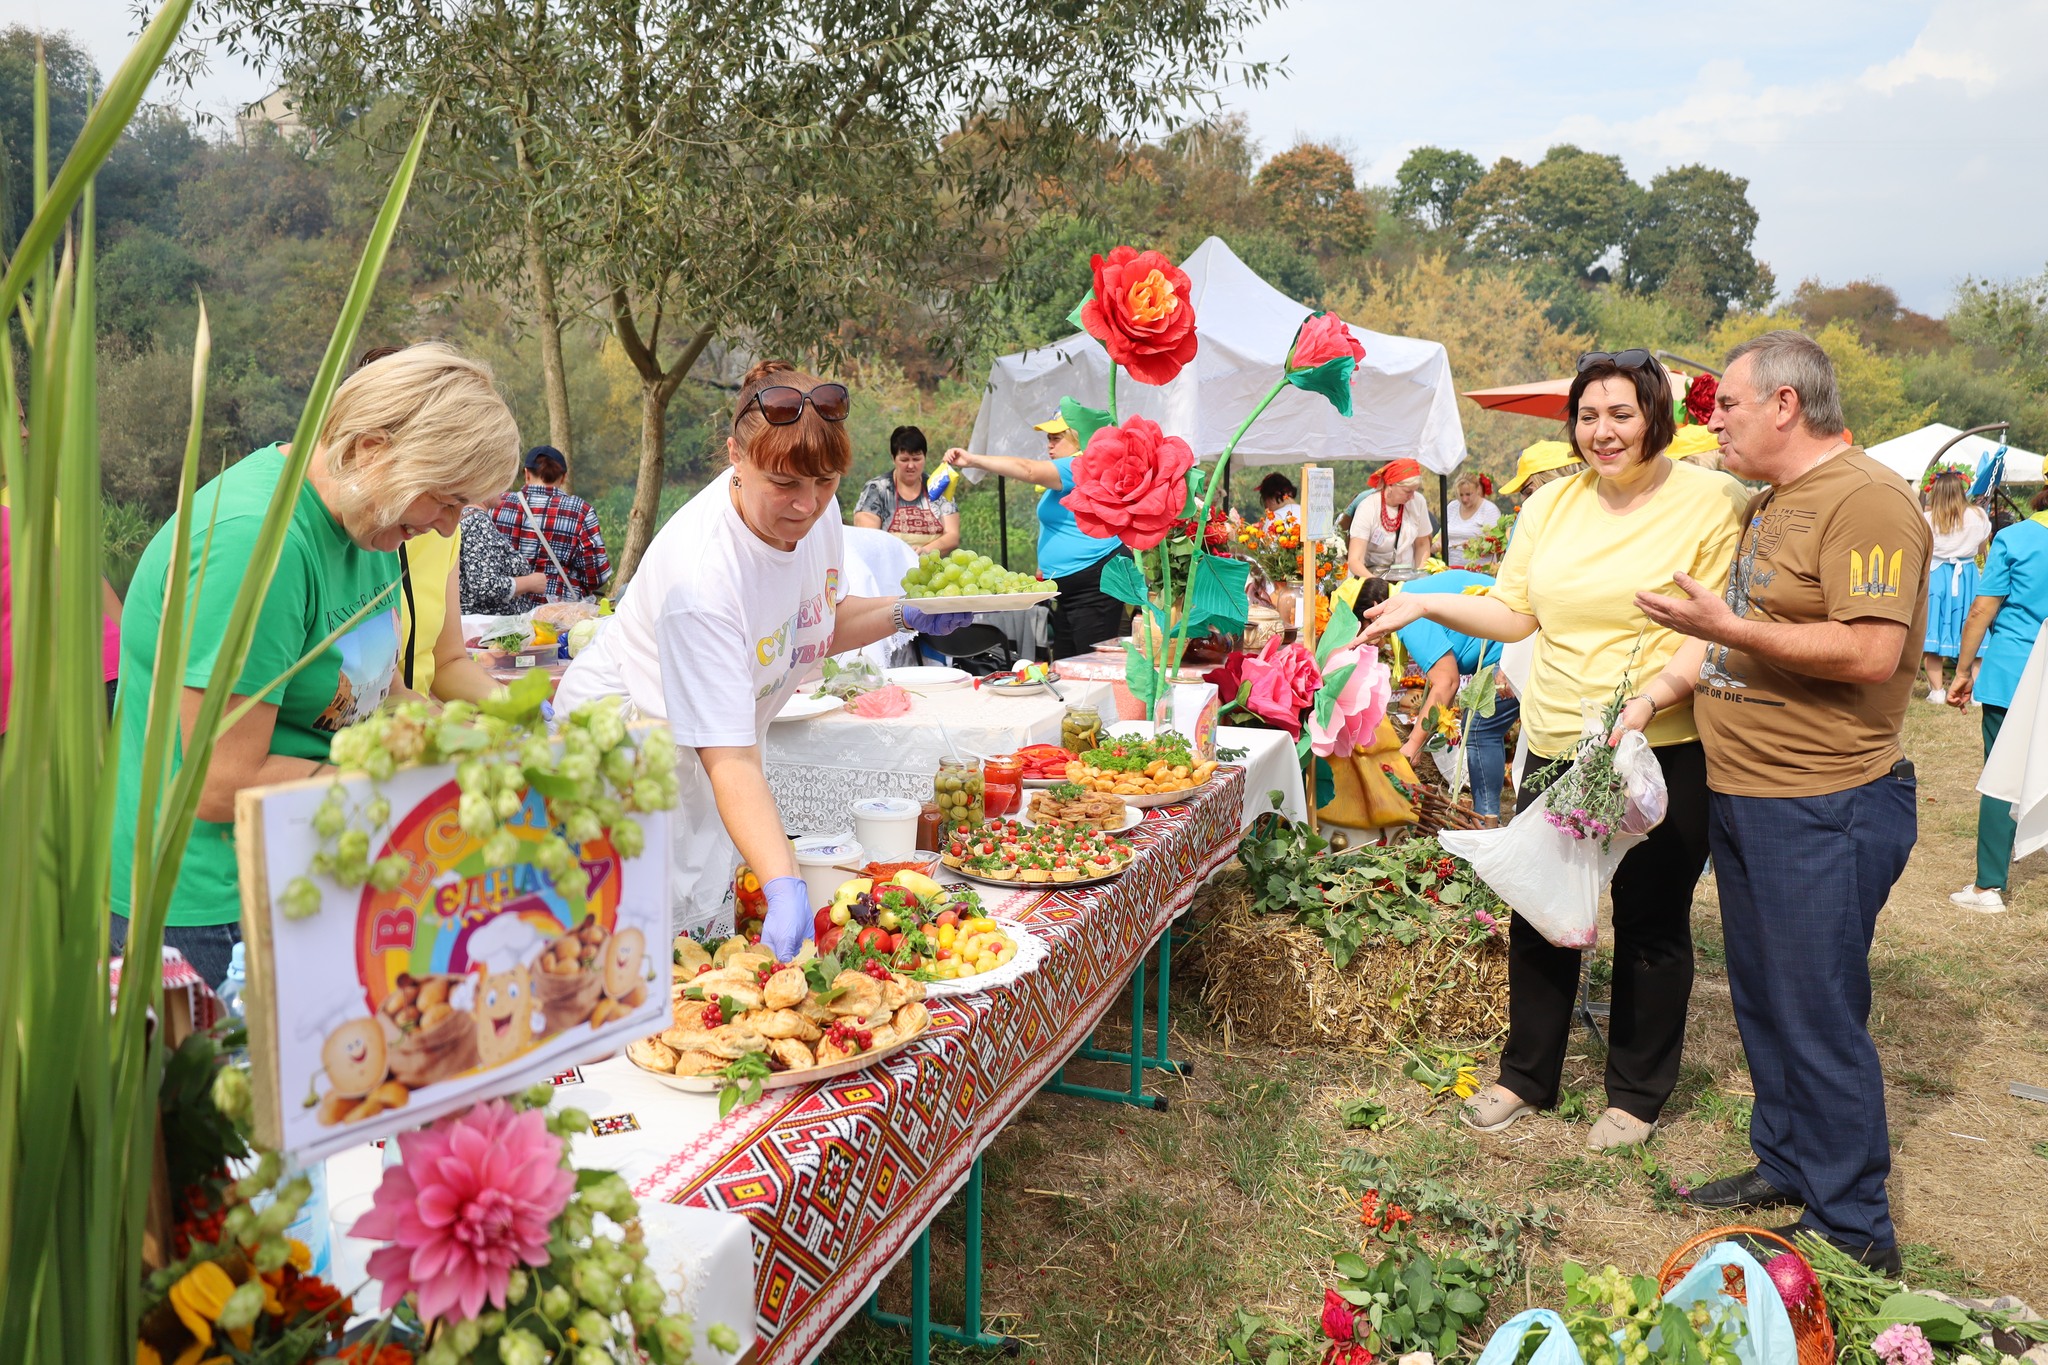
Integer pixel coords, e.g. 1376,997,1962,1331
21,0,2048,314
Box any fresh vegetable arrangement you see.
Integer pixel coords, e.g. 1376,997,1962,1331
1016,743,1081,782
811,874,1022,983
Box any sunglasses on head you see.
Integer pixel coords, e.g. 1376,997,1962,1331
1576,349,1655,373
746,382,850,426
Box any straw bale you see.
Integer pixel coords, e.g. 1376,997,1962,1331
1187,880,1507,1053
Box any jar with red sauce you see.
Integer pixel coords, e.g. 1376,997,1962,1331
983,753,1024,818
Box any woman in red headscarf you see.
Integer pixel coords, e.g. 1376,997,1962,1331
1344,458,1432,578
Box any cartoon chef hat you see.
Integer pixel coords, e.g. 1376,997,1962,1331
466,914,548,975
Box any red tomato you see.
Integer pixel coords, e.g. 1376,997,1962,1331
936,910,959,928
857,926,888,952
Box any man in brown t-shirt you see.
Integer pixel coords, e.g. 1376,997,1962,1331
1633,330,1927,1276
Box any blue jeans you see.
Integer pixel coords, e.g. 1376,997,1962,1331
1709,771,1916,1251
109,915,243,992
1465,695,1520,818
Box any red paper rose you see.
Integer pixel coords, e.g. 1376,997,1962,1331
1684,372,1718,426
1080,246,1199,386
1061,415,1197,550
1291,311,1367,371
1321,1288,1358,1342
1204,651,1251,705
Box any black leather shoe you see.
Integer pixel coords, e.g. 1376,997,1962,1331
1742,1224,1902,1278
1678,1167,1801,1211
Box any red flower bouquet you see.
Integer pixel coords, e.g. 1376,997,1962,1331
1062,415,1197,550
1079,246,1199,385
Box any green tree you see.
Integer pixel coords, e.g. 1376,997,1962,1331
208,0,1277,584
1457,145,1641,282
1253,142,1375,256
1950,263,2048,381
0,26,96,255
1392,145,1482,231
1790,278,1949,354
1711,313,1933,444
1622,164,1772,318
1902,346,2048,451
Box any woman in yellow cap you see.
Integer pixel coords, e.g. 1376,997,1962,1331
944,414,1129,657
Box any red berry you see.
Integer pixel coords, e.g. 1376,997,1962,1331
701,1003,724,1029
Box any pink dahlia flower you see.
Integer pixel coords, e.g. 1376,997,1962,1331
1307,642,1391,758
350,1099,575,1323
1764,1250,1819,1310
1872,1324,1933,1365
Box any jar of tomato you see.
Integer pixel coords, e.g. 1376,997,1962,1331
732,864,768,936
917,800,944,852
983,753,1024,818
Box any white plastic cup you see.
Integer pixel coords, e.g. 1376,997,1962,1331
791,834,863,912
851,797,921,860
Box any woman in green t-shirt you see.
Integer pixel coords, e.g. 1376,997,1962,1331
109,344,524,986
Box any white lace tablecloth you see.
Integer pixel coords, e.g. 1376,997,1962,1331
764,679,1117,836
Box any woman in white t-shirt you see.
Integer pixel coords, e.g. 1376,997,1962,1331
1919,469,1993,703
1344,458,1433,578
1445,473,1502,567
557,362,970,953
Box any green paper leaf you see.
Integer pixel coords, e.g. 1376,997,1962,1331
1317,662,1356,732
1285,355,1359,417
1059,395,1114,446
1871,1292,1974,1343
1122,640,1166,706
1066,289,1095,332
1099,555,1154,609
1314,756,1335,806
1184,552,1251,633
1316,595,1362,668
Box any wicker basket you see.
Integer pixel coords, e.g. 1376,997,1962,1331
1657,1226,1835,1365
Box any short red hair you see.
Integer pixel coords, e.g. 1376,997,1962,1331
732,360,852,479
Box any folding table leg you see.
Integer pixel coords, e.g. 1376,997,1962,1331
862,1157,1021,1356
1066,926,1191,1087
1044,951,1169,1111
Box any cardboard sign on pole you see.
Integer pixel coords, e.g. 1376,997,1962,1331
236,764,671,1163
1301,465,1335,543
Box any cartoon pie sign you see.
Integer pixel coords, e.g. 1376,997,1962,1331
238,764,669,1162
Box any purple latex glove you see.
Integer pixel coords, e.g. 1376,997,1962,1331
900,602,974,636
762,876,812,961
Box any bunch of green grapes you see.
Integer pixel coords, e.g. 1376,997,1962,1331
281,691,678,921
901,548,1045,598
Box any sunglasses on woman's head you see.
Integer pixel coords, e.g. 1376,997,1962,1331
747,382,850,425
1576,349,1654,373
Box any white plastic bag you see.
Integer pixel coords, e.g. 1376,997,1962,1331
1613,730,1669,835
1440,791,1641,949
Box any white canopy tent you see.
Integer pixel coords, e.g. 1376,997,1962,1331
1865,422,2045,486
968,236,1467,473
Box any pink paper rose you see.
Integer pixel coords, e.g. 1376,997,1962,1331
1290,311,1367,372
1242,638,1322,738
1308,641,1391,758
350,1099,575,1324
1061,415,1197,551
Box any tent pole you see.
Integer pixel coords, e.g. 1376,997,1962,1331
997,476,1010,568
1438,474,1449,560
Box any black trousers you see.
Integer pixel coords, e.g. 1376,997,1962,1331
1049,551,1130,660
1498,740,1710,1122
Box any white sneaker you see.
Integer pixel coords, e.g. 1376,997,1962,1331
1950,885,2006,912
1926,690,1947,705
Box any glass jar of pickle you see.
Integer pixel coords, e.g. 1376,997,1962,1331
917,800,944,852
1061,703,1102,755
983,753,1024,819
932,758,985,831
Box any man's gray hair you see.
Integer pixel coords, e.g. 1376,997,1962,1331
1725,329,1844,436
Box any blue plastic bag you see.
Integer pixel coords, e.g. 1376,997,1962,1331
1474,1308,1586,1365
1659,1242,1798,1365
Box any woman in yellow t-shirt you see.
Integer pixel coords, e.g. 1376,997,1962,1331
1363,350,1749,1151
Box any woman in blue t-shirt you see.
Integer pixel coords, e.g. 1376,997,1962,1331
942,414,1128,658
1947,486,2048,912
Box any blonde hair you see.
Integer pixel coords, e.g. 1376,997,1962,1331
318,343,522,528
1926,473,1968,536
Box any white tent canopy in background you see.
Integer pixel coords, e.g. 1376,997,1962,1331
968,236,1467,474
1865,423,2045,486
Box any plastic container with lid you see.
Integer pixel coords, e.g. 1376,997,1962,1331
791,834,863,912
932,758,985,832
851,796,922,859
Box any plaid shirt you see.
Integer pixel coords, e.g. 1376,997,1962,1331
492,485,611,600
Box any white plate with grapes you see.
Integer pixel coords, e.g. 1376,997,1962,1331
899,551,1058,613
